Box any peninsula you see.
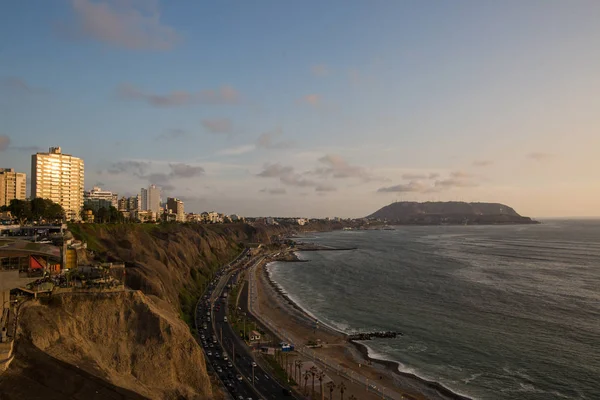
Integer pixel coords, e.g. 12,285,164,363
367,201,538,225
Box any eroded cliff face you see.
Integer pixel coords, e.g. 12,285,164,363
13,291,212,400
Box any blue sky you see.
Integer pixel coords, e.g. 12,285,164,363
1,0,599,217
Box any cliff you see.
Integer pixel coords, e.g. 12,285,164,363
1,223,281,400
0,291,212,400
368,201,537,224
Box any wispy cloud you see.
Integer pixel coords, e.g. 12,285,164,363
473,160,493,167
59,0,180,51
256,128,295,149
401,172,440,180
257,163,320,189
1,77,48,94
434,178,478,189
259,188,287,195
528,152,555,161
117,83,240,107
310,64,329,77
156,128,187,141
169,163,204,178
315,184,336,192
106,160,204,192
298,94,321,107
450,171,474,179
0,135,9,151
313,154,380,182
377,181,427,193
218,144,256,156
202,118,233,134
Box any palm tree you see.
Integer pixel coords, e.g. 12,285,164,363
348,396,357,400
296,360,303,383
304,370,311,395
338,382,347,400
317,371,325,400
310,366,318,397
326,381,335,400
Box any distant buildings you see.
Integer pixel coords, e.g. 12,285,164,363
140,187,148,211
147,185,161,215
166,197,185,222
83,186,118,213
0,168,27,207
31,147,84,221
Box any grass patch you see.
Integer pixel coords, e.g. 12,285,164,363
262,354,296,386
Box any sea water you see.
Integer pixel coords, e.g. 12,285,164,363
267,220,600,400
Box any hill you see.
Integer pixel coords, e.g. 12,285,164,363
367,201,537,225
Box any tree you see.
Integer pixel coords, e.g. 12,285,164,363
296,360,303,384
317,371,325,400
326,381,335,400
8,199,31,225
338,382,346,400
310,366,318,398
304,370,311,395
97,207,108,223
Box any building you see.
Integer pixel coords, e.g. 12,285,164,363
147,185,161,215
127,195,141,211
84,186,118,208
166,197,185,222
31,147,84,221
140,187,148,211
0,169,27,208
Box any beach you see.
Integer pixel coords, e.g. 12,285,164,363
248,253,470,400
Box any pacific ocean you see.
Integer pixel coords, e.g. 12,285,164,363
267,220,600,400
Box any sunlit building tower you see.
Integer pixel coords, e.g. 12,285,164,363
0,168,27,207
31,147,84,221
147,184,161,215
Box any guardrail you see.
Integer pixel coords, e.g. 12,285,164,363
247,262,402,400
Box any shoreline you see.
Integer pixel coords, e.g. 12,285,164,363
265,258,474,400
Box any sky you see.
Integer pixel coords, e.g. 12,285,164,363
1,0,599,218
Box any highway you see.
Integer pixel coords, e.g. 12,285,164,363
195,252,294,400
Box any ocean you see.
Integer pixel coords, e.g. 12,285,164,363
267,220,600,400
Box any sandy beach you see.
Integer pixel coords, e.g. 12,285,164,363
248,254,471,400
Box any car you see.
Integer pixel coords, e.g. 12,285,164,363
206,312,210,316
251,361,257,367
236,374,243,381
238,396,244,400
207,351,212,356
215,353,220,359
227,362,233,368
223,316,228,322
223,354,228,361
216,367,223,373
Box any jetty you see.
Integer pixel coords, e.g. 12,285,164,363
347,331,402,341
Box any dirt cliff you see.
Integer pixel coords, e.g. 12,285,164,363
0,291,211,400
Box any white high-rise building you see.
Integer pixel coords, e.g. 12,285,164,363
0,168,27,207
140,187,148,211
31,146,84,221
84,186,118,208
147,184,161,215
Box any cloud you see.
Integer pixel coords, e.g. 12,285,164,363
315,184,336,192
145,172,175,191
256,128,294,149
202,118,233,134
11,145,44,152
314,154,378,181
401,173,429,180
107,160,151,176
310,64,329,77
117,84,239,107
169,163,204,178
450,171,474,179
257,163,294,178
473,160,493,167
0,135,10,151
1,77,47,94
434,178,478,189
218,145,256,156
528,152,555,161
428,173,440,179
259,188,287,195
60,0,180,50
298,94,321,107
156,128,187,141
377,181,427,193
257,163,317,188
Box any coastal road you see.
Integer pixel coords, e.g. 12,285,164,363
213,258,295,400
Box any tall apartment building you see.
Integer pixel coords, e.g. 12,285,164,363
0,168,27,207
31,147,84,221
140,187,148,211
166,197,185,222
147,184,161,215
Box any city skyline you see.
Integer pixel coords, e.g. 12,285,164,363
2,1,600,218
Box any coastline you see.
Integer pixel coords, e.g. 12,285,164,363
263,259,474,400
